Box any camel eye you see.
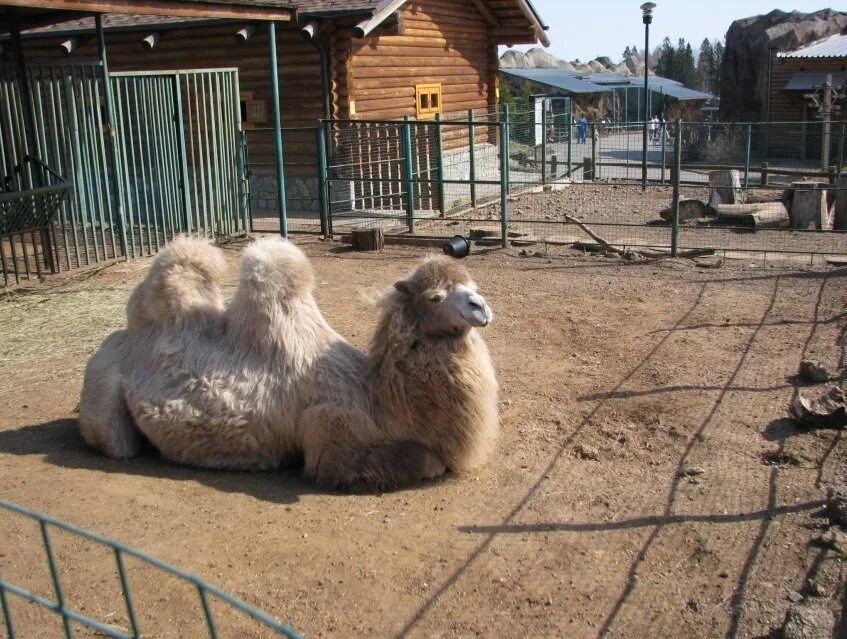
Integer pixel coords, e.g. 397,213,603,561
428,292,445,304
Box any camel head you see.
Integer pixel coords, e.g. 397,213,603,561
393,256,493,338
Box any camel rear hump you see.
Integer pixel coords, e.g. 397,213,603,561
231,237,316,307
127,236,226,331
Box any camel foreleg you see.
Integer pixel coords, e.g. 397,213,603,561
302,405,446,492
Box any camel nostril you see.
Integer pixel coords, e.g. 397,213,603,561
469,298,484,310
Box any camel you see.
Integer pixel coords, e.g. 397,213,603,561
78,237,499,491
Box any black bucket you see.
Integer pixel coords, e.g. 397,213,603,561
443,235,470,258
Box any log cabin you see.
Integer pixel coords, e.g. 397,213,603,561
12,0,550,219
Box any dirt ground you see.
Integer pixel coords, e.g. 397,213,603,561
1,236,846,638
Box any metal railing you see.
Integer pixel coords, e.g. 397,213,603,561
0,499,301,639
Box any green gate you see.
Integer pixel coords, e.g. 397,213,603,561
110,68,247,257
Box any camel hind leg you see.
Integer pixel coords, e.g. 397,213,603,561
78,331,144,459
302,405,446,492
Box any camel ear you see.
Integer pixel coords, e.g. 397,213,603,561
394,280,413,297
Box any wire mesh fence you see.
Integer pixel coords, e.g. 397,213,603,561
0,499,301,639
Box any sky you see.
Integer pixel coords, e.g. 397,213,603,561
508,1,842,62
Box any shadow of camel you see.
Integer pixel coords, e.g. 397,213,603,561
0,418,453,503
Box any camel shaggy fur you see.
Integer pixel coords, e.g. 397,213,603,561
78,237,499,490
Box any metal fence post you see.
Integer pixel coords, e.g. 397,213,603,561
744,123,752,188
500,107,509,248
173,74,193,235
567,112,572,177
468,109,476,209
403,116,415,233
435,112,445,215
268,21,288,238
838,122,845,177
660,121,667,185
672,120,682,257
591,123,597,180
541,100,547,184
96,14,128,259
316,123,329,238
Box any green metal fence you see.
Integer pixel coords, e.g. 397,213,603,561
314,110,847,261
1,64,248,288
0,499,301,639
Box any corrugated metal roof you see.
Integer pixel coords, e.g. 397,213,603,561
784,71,847,91
500,67,712,101
500,68,613,94
777,33,847,59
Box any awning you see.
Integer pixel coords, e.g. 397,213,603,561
784,72,847,92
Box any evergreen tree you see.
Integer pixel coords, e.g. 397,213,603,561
697,38,714,92
711,40,725,96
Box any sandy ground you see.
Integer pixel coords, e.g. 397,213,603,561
0,237,846,638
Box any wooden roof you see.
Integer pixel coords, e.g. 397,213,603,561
0,0,293,33
7,0,548,46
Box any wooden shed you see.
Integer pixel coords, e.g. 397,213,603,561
13,0,549,221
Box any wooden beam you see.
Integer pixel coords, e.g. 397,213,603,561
468,0,498,26
1,0,293,22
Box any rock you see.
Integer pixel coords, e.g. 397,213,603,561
574,444,600,461
826,484,847,527
721,9,847,121
659,199,710,223
816,527,847,551
679,466,706,477
782,603,837,639
786,590,804,603
803,579,827,598
790,386,847,429
799,360,831,383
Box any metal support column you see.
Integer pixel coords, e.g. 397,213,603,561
468,109,476,208
96,14,128,256
402,116,415,233
268,22,288,237
316,123,329,238
435,112,445,215
541,100,548,184
500,106,509,248
672,120,682,257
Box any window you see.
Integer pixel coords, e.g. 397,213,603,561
239,91,269,129
416,84,442,119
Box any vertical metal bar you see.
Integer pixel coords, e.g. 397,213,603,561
0,240,8,288
435,112,445,214
158,77,179,240
744,123,752,189
114,77,138,256
231,70,246,235
402,116,415,233
47,65,73,269
152,77,176,241
139,79,161,251
96,14,128,260
316,123,329,238
566,112,572,176
591,123,597,180
209,73,223,235
82,64,109,258
0,569,16,639
468,109,476,208
113,549,141,639
541,100,547,184
39,522,73,638
672,120,682,258
173,74,193,234
268,22,288,238
197,586,219,639
660,121,667,185
62,69,91,265
500,106,509,248
838,122,845,178
9,9,38,184
198,74,212,238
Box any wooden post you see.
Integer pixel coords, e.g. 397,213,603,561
591,124,597,180
761,162,769,186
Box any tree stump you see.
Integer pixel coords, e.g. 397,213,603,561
708,170,745,207
351,227,384,251
791,182,832,230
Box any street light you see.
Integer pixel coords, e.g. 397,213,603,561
641,2,655,191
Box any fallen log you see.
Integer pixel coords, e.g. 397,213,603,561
711,202,790,229
659,199,710,223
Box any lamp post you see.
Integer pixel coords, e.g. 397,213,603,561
641,2,655,191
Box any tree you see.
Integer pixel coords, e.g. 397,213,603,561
623,45,632,60
711,40,725,97
697,38,715,92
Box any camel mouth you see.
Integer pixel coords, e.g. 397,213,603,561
465,306,493,328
